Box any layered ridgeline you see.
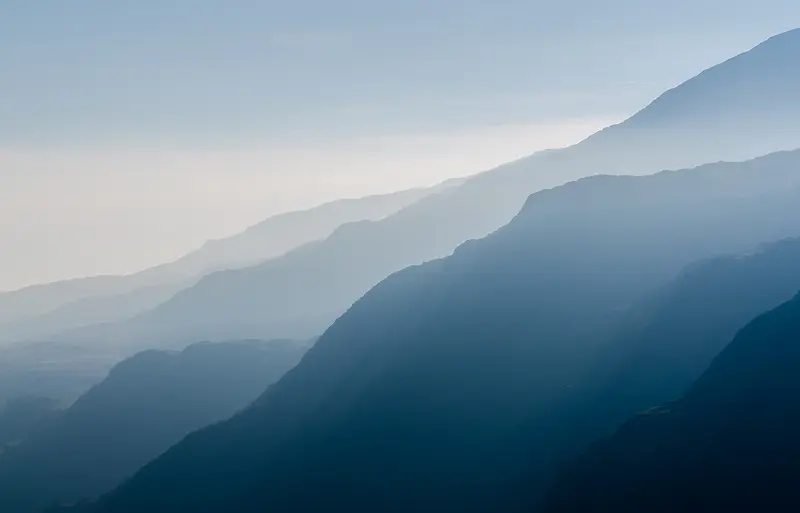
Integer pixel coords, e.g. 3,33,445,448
0,185,438,341
64,151,800,513
50,28,800,350
543,291,800,513
581,236,800,426
0,340,307,513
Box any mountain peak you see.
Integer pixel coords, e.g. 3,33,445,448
621,28,800,128
761,27,800,44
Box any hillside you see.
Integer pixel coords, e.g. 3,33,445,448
73,150,800,513
582,236,800,425
0,186,436,336
61,28,800,350
0,340,307,513
543,290,800,513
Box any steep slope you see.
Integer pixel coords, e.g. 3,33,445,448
543,291,800,513
114,184,492,347
0,340,308,513
0,186,436,332
576,28,800,170
66,28,800,349
583,236,800,424
159,183,458,279
77,151,800,513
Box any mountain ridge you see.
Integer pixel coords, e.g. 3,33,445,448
0,186,442,343
71,147,800,513
55,26,800,349
9,29,800,353
542,289,800,513
0,339,309,513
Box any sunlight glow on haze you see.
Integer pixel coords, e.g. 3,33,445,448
1,118,613,291
2,1,799,290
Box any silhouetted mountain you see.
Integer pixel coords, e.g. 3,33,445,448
543,290,800,513
578,28,800,170
0,339,307,513
58,29,800,350
110,183,487,348
0,186,437,336
0,278,134,337
498,236,800,507
584,236,800,425
71,150,800,513
0,284,180,345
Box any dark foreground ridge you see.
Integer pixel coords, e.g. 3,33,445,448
0,340,307,513
543,290,800,513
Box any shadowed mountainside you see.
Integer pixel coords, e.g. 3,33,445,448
0,339,308,513
67,149,800,513
543,290,800,513
580,236,800,426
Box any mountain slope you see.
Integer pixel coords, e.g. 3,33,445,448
0,186,437,333
0,284,181,345
0,340,308,513
113,183,495,347
583,236,800,424
543,290,800,513
575,27,800,170
76,150,800,513
66,28,800,350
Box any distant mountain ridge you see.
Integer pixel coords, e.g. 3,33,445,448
70,148,800,513
574,27,800,171
585,236,800,424
46,28,800,352
0,185,441,341
0,339,308,513
21,28,800,513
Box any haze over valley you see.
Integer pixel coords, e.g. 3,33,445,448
2,4,800,513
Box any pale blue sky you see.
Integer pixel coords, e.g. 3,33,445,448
4,0,799,144
1,1,799,289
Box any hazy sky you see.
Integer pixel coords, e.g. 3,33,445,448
2,1,799,291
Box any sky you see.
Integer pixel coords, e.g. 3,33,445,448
2,1,799,291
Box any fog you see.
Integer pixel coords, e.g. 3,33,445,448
3,1,798,290
0,119,612,291
1,5,800,513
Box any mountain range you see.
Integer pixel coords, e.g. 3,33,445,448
1,28,799,513
578,236,800,423
542,290,800,513
0,185,439,341
66,147,800,513
0,339,307,513
35,28,800,354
